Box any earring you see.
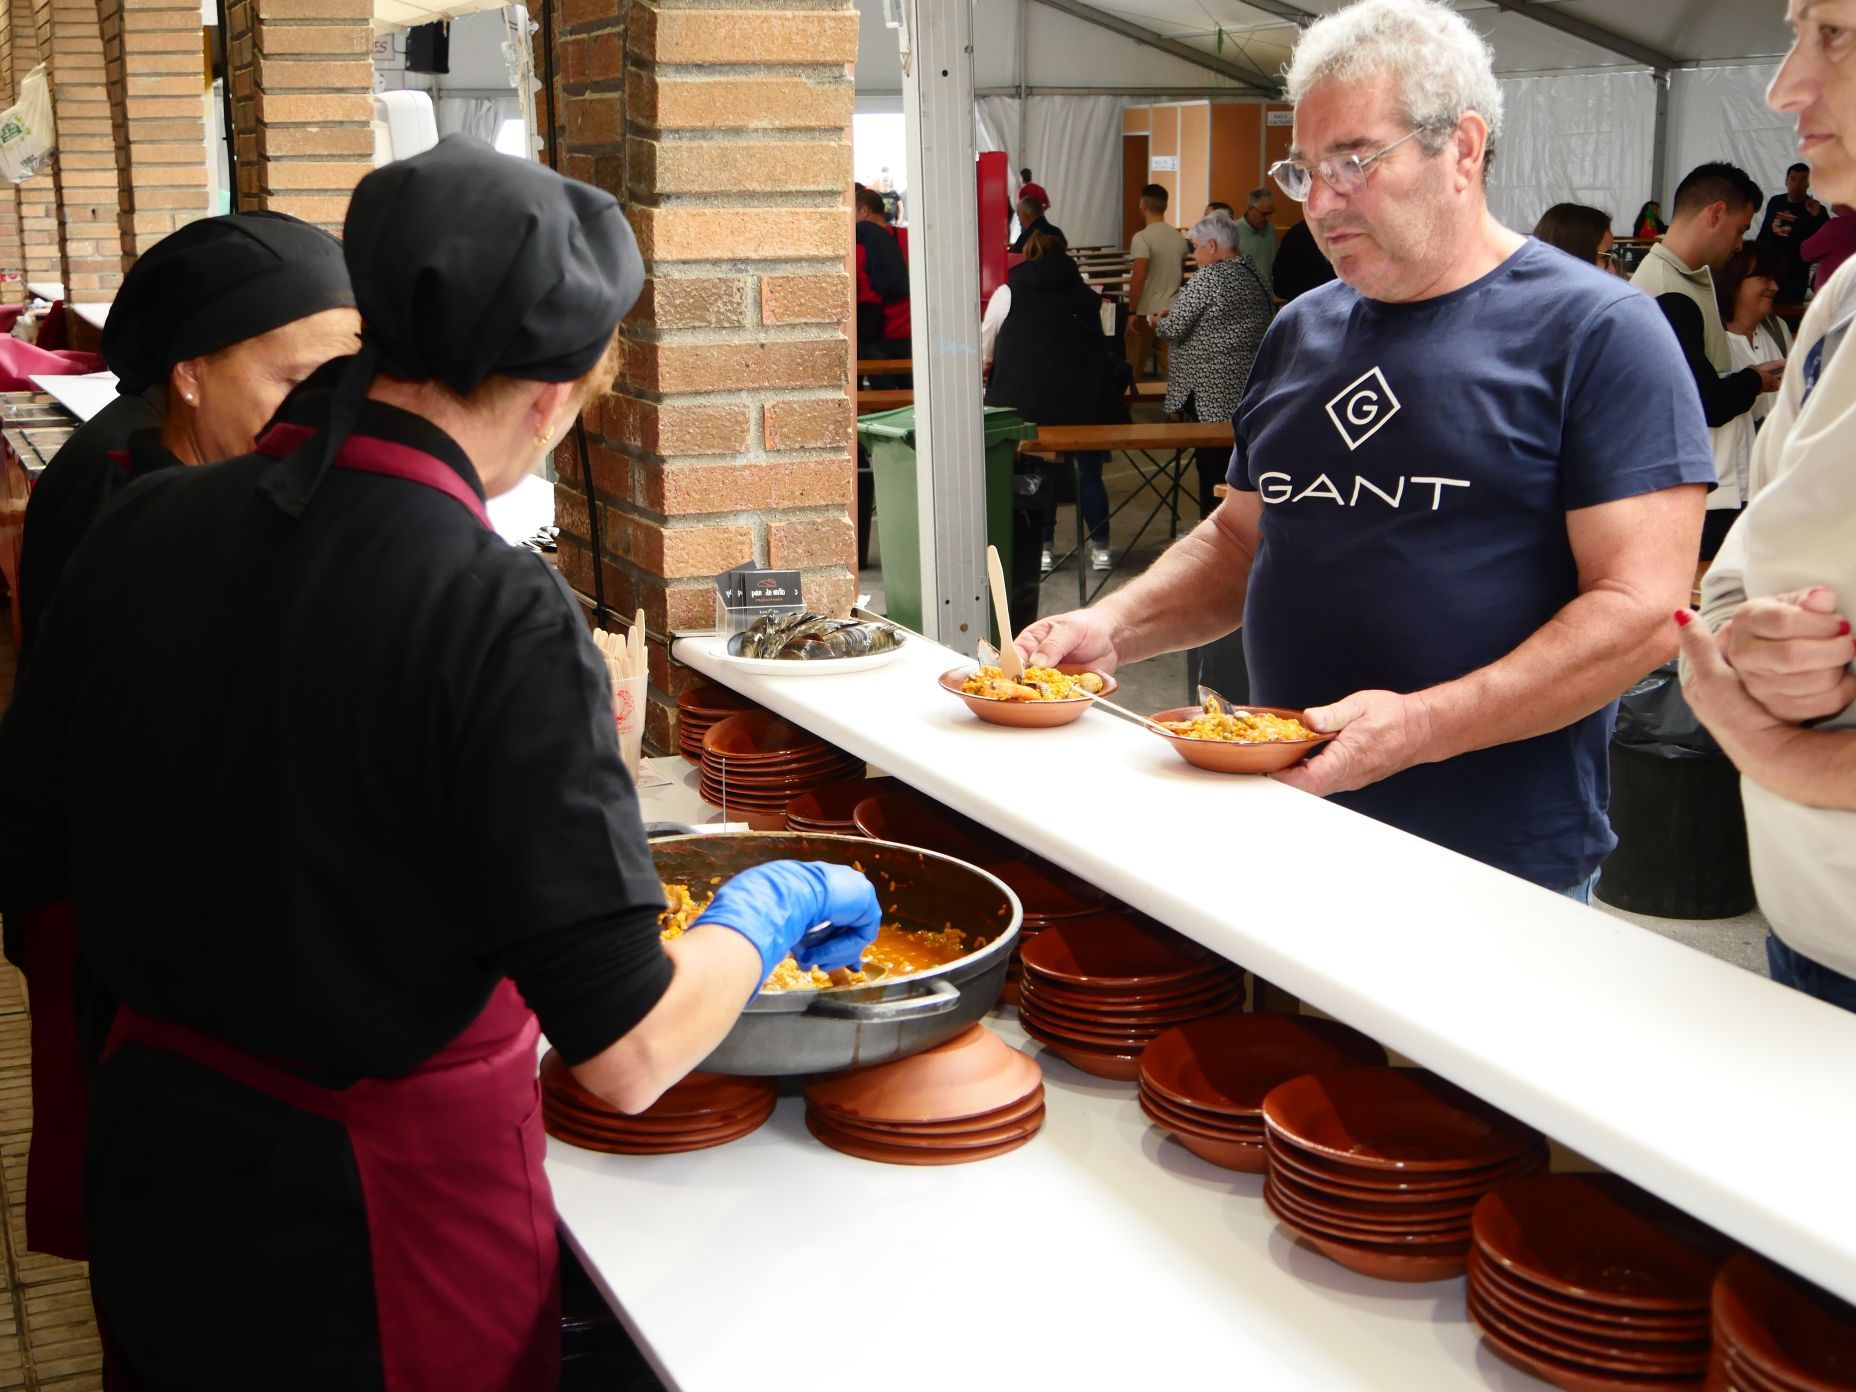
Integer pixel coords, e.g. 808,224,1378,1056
532,430,551,450
184,392,196,404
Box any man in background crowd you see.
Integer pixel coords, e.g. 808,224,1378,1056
1632,162,1784,557
1757,161,1830,302
854,185,911,377
1011,195,1063,253
1018,167,1050,215
1235,187,1278,290
1270,217,1336,301
1127,183,1189,381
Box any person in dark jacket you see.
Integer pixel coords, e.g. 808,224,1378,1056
1010,197,1064,253
17,213,358,665
854,186,910,384
985,231,1128,603
1269,218,1336,302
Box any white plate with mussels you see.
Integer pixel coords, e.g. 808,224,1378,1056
708,613,910,675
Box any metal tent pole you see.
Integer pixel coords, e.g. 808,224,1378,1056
898,0,987,650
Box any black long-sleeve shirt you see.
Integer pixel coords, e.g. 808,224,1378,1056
1652,293,1762,428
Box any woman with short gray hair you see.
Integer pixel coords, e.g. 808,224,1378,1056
1151,211,1274,517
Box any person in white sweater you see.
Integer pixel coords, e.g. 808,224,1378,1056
1677,0,1856,1011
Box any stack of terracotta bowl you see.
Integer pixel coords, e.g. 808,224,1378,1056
540,1050,777,1154
1467,1174,1729,1390
700,711,865,830
804,1025,1044,1165
676,684,760,762
1260,1066,1548,1281
784,777,892,834
1710,1252,1856,1392
1016,917,1246,1081
981,859,1117,1004
851,790,1023,864
1138,1013,1387,1173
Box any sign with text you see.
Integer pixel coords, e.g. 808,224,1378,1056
1150,154,1179,172
1266,111,1293,127
715,565,805,646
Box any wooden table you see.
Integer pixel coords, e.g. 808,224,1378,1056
856,358,911,376
857,387,913,414
1020,420,1232,604
1128,379,1168,402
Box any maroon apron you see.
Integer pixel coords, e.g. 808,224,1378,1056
20,899,88,1259
98,434,561,1391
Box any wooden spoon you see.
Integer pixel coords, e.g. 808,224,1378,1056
985,545,1025,680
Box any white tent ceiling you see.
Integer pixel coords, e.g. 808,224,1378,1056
855,0,1795,96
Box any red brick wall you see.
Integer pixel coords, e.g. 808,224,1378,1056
0,9,21,298
100,0,208,267
225,0,374,232
544,0,861,749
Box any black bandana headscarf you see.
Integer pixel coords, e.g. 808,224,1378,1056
262,135,644,518
101,212,355,395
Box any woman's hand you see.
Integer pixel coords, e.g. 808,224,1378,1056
1676,611,1792,765
1724,588,1856,723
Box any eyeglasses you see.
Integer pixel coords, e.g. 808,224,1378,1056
1269,129,1424,203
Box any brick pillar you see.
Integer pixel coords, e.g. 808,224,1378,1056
100,0,209,269
225,0,374,233
9,0,57,289
547,0,861,750
37,0,124,296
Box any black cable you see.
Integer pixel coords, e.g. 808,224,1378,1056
537,0,608,623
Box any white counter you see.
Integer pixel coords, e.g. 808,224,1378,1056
69,301,110,330
664,632,1856,1303
549,1013,1552,1392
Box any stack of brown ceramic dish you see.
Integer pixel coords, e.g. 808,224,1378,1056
1138,1013,1387,1173
803,1025,1044,1165
784,777,892,834
1260,1067,1547,1281
700,711,864,830
851,790,1023,863
1016,917,1246,1081
676,684,760,762
1710,1252,1856,1392
1468,1174,1729,1391
980,859,1117,1004
540,1050,777,1154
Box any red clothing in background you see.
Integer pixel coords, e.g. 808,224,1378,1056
1803,213,1856,294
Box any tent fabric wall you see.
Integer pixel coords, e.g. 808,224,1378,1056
1667,65,1798,208
978,95,1128,251
1487,71,1656,236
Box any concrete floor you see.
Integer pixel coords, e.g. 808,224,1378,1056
858,447,1775,983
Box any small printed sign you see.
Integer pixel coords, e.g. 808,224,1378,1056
1150,154,1179,172
1267,111,1294,127
715,565,806,647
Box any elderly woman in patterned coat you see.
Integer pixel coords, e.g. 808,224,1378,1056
1152,210,1275,517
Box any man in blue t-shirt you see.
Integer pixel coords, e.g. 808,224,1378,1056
1014,0,1713,894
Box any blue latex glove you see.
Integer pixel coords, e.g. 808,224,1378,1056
692,861,882,983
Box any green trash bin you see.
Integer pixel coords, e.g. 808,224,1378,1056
855,404,1036,636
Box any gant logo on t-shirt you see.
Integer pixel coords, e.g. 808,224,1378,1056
1325,366,1402,450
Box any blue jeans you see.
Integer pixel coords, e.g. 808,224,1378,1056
1040,452,1110,547
1766,934,1856,1013
1561,869,1600,905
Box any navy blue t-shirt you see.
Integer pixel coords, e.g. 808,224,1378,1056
1228,239,1714,888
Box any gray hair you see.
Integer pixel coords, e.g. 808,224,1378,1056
1190,212,1242,253
1246,187,1272,208
1284,0,1504,157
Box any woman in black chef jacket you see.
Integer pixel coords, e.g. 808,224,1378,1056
0,135,881,1392
16,211,360,663
4,211,358,1268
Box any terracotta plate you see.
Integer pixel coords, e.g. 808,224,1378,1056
1141,1013,1387,1117
851,794,1024,864
805,1110,1038,1165
1019,916,1221,987
1262,1067,1542,1172
1470,1247,1711,1337
1470,1281,1712,1373
1468,1292,1713,1392
1019,1016,1143,1081
1473,1175,1733,1311
1712,1250,1856,1391
976,859,1112,918
938,664,1116,728
1147,705,1336,775
815,1086,1045,1137
804,1025,1043,1124
1138,1085,1264,1138
818,1104,1047,1150
1266,1178,1472,1246
1023,972,1246,1017
1263,1186,1469,1283
541,1053,775,1119
544,1108,770,1154
786,778,895,825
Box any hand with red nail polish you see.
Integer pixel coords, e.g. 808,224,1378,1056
1721,586,1856,725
